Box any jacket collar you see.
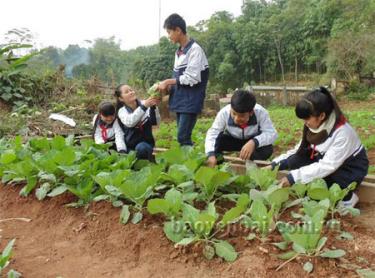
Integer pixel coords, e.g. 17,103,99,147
124,99,142,113
176,39,195,56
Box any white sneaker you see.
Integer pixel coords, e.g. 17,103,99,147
338,193,359,208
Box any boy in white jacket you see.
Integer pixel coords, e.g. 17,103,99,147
205,90,278,167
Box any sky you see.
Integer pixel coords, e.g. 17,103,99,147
0,0,243,50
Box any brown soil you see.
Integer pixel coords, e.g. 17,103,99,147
1,185,375,278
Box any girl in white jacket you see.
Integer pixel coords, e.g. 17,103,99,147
272,87,369,207
92,101,124,151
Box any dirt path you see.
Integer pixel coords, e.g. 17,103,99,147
1,185,374,278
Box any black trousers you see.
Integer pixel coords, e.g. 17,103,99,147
214,132,273,161
281,148,369,201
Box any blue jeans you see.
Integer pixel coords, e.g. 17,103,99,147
176,113,197,146
134,142,153,160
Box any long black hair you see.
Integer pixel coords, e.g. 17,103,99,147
114,84,126,114
296,87,344,154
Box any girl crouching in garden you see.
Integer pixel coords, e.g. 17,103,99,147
115,84,160,161
271,87,369,207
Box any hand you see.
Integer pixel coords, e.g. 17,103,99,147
206,156,217,168
239,140,255,160
143,97,159,108
157,80,170,93
263,165,273,170
279,177,291,187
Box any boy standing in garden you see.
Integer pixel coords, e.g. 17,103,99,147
157,13,209,146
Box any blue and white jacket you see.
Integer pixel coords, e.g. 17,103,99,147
205,104,278,156
117,100,161,152
92,114,125,151
169,39,209,114
272,122,368,184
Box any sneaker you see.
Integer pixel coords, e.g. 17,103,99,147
338,193,359,208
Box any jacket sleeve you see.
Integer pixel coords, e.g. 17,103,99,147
253,108,278,148
178,46,207,87
205,109,227,155
113,120,127,152
289,128,360,184
118,106,146,128
272,141,301,164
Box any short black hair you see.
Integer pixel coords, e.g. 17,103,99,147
231,89,256,113
98,101,115,116
164,13,186,34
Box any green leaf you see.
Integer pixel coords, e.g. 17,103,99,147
194,213,216,237
120,205,130,224
320,249,346,258
7,269,22,278
307,179,329,200
336,231,354,241
131,211,143,224
356,268,375,278
35,182,51,200
237,193,250,208
203,244,215,260
19,176,37,197
246,233,256,241
0,151,17,164
303,262,314,273
277,251,297,260
163,221,186,243
147,199,170,215
47,185,68,197
316,237,328,253
214,240,238,262
93,195,110,202
221,206,244,226
272,241,288,251
2,239,15,258
112,200,123,207
175,237,196,246
291,183,306,198
292,242,306,254
268,187,289,206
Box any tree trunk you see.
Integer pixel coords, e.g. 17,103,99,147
294,56,298,82
274,38,285,84
258,58,262,82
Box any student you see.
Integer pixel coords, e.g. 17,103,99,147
271,87,369,207
157,13,209,146
205,89,277,167
114,84,160,160
92,101,125,151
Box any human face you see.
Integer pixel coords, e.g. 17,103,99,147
303,112,326,129
100,114,115,125
166,28,181,44
230,108,253,126
118,85,137,106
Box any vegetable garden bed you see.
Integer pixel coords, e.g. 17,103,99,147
1,137,375,277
